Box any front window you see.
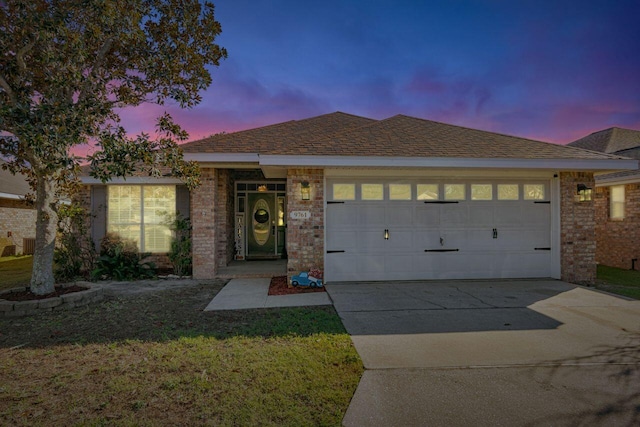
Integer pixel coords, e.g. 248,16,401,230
107,185,176,252
610,185,625,220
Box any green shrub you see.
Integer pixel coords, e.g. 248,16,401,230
167,214,192,277
91,233,156,281
54,204,97,282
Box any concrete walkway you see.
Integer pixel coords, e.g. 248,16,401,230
204,278,332,310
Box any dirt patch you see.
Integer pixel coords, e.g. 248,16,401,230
1,285,89,301
268,276,326,296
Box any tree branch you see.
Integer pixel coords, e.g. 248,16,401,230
0,73,16,105
16,40,36,74
78,37,114,103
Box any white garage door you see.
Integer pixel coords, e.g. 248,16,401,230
325,179,553,282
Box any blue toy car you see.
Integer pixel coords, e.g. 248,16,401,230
291,272,323,288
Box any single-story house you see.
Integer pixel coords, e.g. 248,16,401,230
80,112,639,284
569,127,640,270
0,160,36,256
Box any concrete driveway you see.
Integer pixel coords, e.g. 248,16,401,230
325,280,640,426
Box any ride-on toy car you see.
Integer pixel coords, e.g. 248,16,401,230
290,272,323,288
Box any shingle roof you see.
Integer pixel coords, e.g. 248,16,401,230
0,160,32,198
568,127,640,154
182,111,376,154
183,112,627,161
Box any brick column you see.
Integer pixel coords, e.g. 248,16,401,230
191,167,217,279
560,172,596,284
286,168,324,279
215,169,235,268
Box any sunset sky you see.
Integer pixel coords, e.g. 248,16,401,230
118,0,640,146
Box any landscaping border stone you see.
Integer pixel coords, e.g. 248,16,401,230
0,282,104,317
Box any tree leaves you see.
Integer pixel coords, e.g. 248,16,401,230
0,0,225,293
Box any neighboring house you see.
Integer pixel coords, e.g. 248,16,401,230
80,112,639,284
569,127,640,270
0,160,36,256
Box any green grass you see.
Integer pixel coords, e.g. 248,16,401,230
0,282,363,426
595,264,640,299
0,255,32,290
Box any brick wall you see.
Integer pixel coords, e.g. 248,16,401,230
0,200,36,255
286,169,324,279
594,183,640,270
559,172,596,284
215,169,235,268
191,167,217,279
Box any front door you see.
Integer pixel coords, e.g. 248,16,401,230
247,193,277,259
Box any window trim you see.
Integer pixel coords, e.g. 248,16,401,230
610,185,625,220
107,185,177,253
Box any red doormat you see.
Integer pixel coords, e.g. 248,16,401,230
268,276,326,296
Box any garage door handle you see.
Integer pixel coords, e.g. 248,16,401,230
424,201,459,204
493,228,498,239
327,250,345,254
425,249,459,252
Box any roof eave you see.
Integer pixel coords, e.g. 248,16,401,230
594,173,640,187
258,155,640,171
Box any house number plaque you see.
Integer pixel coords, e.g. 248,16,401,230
290,210,311,220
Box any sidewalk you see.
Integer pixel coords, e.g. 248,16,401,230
204,278,332,311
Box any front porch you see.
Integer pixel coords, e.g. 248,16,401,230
216,259,287,279
191,167,324,281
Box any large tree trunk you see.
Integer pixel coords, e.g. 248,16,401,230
30,175,58,295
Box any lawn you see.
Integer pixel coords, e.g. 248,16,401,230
0,256,33,291
0,281,363,426
594,265,640,299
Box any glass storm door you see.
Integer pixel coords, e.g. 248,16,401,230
247,193,277,258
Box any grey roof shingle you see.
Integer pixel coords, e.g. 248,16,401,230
183,112,627,161
0,160,32,198
568,127,640,154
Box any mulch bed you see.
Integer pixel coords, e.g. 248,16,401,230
1,285,89,301
268,276,326,296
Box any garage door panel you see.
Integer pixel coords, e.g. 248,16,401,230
386,205,414,226
360,205,386,226
467,205,494,226
523,204,550,224
387,231,414,251
358,231,387,253
493,252,552,278
326,204,354,226
413,230,443,248
326,254,359,282
385,255,414,274
358,255,386,277
440,204,468,225
494,205,523,226
326,230,358,251
415,205,440,227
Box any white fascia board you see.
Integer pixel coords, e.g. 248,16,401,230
80,177,184,185
594,174,640,187
0,192,24,200
258,155,640,171
184,153,260,164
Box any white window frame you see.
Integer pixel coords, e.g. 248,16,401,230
610,185,625,220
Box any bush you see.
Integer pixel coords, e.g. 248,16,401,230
167,215,192,277
91,233,156,281
54,204,98,282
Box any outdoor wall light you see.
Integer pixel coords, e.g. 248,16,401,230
576,184,592,202
301,181,311,200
